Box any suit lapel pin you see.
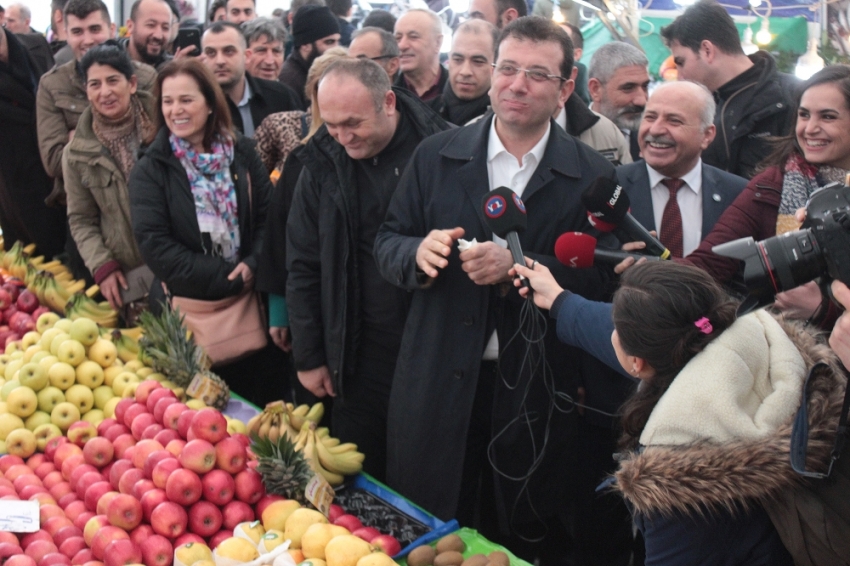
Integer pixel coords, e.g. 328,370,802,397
712,193,722,202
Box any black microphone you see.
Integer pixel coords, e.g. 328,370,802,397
582,176,672,260
481,187,529,286
555,232,662,268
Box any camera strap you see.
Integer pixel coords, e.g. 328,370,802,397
791,362,850,479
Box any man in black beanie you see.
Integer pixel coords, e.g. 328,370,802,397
279,4,340,109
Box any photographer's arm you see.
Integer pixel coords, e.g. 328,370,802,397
829,280,850,370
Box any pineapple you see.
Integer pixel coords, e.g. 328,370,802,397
252,434,313,503
138,307,231,410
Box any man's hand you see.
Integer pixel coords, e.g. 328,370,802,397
297,365,335,398
829,280,850,370
100,270,128,310
460,242,514,285
614,231,657,275
228,262,254,290
774,281,823,320
270,326,292,352
416,227,465,278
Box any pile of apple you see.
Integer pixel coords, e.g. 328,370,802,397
0,277,53,348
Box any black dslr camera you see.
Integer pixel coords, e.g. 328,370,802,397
712,182,850,314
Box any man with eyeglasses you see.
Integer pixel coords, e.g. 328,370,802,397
348,26,399,80
374,16,617,563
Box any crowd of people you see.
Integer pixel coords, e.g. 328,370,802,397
2,0,850,563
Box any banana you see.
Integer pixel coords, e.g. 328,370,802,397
321,436,341,448
267,413,280,443
315,432,364,475
120,327,144,341
326,442,359,455
85,285,101,298
305,402,324,424
288,404,310,430
293,423,310,451
246,412,264,436
29,256,44,267
22,243,36,255
316,427,330,438
292,404,310,417
303,426,344,486
257,412,273,439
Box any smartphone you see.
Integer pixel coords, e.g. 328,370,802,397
175,27,201,56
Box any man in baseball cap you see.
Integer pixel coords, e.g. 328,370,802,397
279,4,340,108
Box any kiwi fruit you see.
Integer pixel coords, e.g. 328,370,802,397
460,554,488,566
436,534,466,554
407,545,437,566
434,551,464,566
487,551,509,566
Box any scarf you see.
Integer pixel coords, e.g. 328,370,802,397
778,152,848,234
169,134,241,262
92,95,155,181
440,83,491,126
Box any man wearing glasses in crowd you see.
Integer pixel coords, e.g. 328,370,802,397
348,26,400,80
374,16,617,563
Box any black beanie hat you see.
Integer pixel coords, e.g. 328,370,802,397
292,5,340,48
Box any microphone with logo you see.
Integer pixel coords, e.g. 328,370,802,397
481,186,530,288
581,176,672,260
554,232,662,268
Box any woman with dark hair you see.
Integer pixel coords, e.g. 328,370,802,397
511,259,847,565
62,41,155,321
129,58,280,405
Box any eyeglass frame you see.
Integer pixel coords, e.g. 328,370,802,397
491,63,568,84
355,54,398,62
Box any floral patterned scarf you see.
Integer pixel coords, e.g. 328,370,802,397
169,134,240,262
778,152,848,234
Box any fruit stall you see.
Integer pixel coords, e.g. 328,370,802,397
0,239,531,566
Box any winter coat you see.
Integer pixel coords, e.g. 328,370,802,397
226,74,301,135
36,59,157,198
701,51,797,179
615,312,847,565
565,93,632,166
129,128,270,300
284,88,452,390
373,114,618,523
62,92,155,283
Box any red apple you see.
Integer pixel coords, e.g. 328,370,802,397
103,424,131,443
333,514,363,532
370,535,402,556
74,471,104,500
96,491,120,516
141,450,174,480
141,423,164,440
25,540,58,563
0,286,13,309
117,468,145,495
106,493,142,530
96,419,117,437
42,471,64,490
208,530,232,550
187,501,222,537
26,453,47,469
0,542,24,559
19,485,48,500
34,462,57,479
15,474,43,492
145,389,175,414
48,481,73,501
129,413,157,441
52,525,83,548
164,439,186,458
175,411,195,440
20,530,52,549
200,469,234,507
151,458,181,490
153,428,181,447
161,403,188,431
140,534,172,566
58,536,87,559
132,381,161,406
43,516,74,537
164,468,201,506
230,433,251,449
121,404,149,429
129,524,155,548
189,409,228,444
112,399,135,425
68,465,99,492
102,539,141,566
90,527,129,561
67,422,97,449
6,464,34,481
179,439,216,474
83,438,114,469
83,481,112,514
16,290,39,313
38,503,63,523
352,527,381,542
131,439,164,470
254,494,284,520
71,549,94,565
108,460,134,491
172,534,204,548
73,511,95,532
111,437,136,466
150,502,188,540
152,397,177,424
213,438,246,474
5,555,37,566
44,437,69,463
37,553,72,566
233,469,264,504
63,499,88,522
60,455,86,483
221,500,254,530
140,488,168,522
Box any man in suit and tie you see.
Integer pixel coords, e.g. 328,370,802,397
616,80,747,258
588,42,649,163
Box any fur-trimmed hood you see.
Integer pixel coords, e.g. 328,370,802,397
614,312,846,518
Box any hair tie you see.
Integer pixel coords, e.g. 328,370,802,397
694,317,713,334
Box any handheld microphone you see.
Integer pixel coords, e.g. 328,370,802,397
582,176,672,260
481,187,529,286
554,232,663,268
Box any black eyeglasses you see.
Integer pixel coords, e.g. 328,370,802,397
492,63,567,83
356,55,397,62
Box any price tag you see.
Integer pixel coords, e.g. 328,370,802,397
0,500,39,532
187,373,227,406
304,473,334,516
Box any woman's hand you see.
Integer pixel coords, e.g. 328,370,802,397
774,281,823,320
270,326,292,352
228,262,254,290
100,271,128,310
509,258,564,311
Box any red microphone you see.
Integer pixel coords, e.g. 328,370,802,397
555,232,662,268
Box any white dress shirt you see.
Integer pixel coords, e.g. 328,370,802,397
481,118,550,360
646,159,703,257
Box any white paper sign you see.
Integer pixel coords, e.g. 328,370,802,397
0,500,39,532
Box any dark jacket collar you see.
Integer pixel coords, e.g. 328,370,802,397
716,51,776,100
439,81,490,126
564,92,600,137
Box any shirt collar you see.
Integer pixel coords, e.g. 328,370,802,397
237,77,252,108
646,158,702,195
487,116,551,168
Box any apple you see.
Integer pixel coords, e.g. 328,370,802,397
131,479,155,500
31,307,51,324
151,458,181,490
221,500,254,530
172,533,205,548
96,490,121,516
73,471,103,500
179,439,216,474
72,511,95,532
60,455,86,482
150,501,188,539
68,464,99,491
0,542,24,559
42,470,64,490
187,501,222,538
90,526,130,561
43,516,74,537
165,468,202,506
111,435,136,462
254,494,285,520
333,514,363,532
5,555,37,566
0,287,13,309
75,361,105,390
121,403,148,429
58,536,87,559
145,388,175,414
176,410,196,439
19,362,48,392
46,362,75,391
0,454,25,471
56,340,86,368
2,463,32,481
161,403,188,431
71,549,94,565
7,387,38,419
117,468,145,495
34,461,56,479
140,488,168,522
152,397,177,424
83,481,112,514
189,409,228,444
16,290,39,314
130,439,164,470
64,387,95,418
153,428,180,447
139,534,172,566
48,480,73,501
352,527,381,542
24,540,58,563
103,424,131,442
63,499,88,522
20,529,52,548
214,437,246,474
96,418,117,437
44,436,69,462
50,402,81,432
208,530,232,550
14,473,43,493
201,469,235,506
38,503,63,523
112,398,135,424
38,552,73,566
129,524,155,547
83,437,114,468
129,413,157,441
53,442,82,471
19,484,48,500
55,527,84,551
142,450,175,479
109,460,134,490
106,493,142,530
141,423,164,440
57,492,79,509
233,469,265,504
132,380,161,405
165,439,186,457
68,318,99,348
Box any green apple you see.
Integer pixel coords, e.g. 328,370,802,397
36,312,61,334
111,373,138,397
38,354,59,372
5,341,21,356
5,428,36,458
18,362,48,391
47,362,76,390
37,386,65,413
65,384,94,414
75,360,104,389
49,332,71,356
39,328,63,351
92,385,115,410
53,319,73,333
51,401,81,431
30,351,49,365
33,423,62,451
0,354,10,377
4,359,22,381
23,345,42,363
102,396,120,419
0,412,24,440
6,386,38,418
24,410,51,431
87,339,117,369
21,331,42,351
0,378,19,400
69,318,99,347
57,340,86,367
81,408,104,425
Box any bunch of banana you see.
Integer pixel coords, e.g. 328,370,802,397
293,422,365,486
246,400,288,442
31,271,86,313
286,401,324,431
65,292,119,327
111,328,141,362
